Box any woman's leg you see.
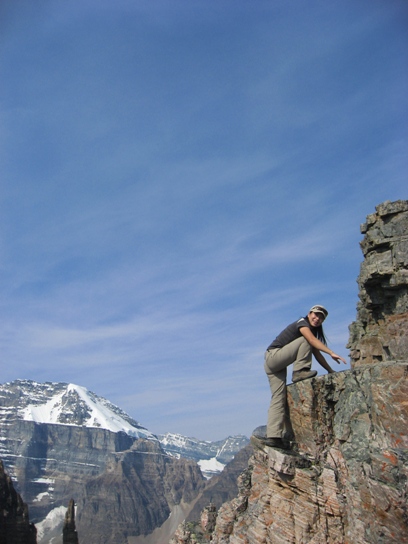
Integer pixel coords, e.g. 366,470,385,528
292,337,313,373
265,336,312,374
265,364,287,438
264,337,312,438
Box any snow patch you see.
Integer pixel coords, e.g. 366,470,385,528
32,478,55,484
35,505,66,541
33,491,50,503
198,457,225,478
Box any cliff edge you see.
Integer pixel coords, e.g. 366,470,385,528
171,200,408,544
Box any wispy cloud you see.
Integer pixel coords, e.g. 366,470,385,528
0,0,406,439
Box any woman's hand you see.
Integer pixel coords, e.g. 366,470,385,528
301,327,348,365
330,352,347,365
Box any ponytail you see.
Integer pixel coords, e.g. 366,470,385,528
316,325,327,345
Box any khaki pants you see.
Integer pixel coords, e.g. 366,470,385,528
264,336,312,438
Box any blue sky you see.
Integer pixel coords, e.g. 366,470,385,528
0,0,407,441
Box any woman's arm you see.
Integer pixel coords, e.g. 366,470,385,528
300,326,347,365
312,348,334,373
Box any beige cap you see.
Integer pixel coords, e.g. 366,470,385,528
309,305,328,319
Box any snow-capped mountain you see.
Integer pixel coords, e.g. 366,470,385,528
0,380,248,476
0,379,155,440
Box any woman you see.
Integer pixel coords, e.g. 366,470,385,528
255,305,347,450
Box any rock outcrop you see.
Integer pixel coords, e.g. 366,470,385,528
220,365,407,544
0,460,37,544
348,199,408,366
63,499,79,544
170,200,408,544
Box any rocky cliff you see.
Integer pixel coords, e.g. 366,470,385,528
0,460,37,544
170,200,408,544
1,422,205,544
348,199,408,366
75,438,204,543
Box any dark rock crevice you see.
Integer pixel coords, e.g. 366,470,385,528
0,460,37,544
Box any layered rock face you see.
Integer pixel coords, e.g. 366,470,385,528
171,200,408,544
0,423,204,543
76,438,204,543
0,460,37,544
348,199,408,366
224,365,407,544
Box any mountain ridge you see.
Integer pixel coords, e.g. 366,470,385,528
0,379,248,480
158,432,249,478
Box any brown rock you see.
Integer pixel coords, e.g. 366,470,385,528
200,504,217,534
76,439,205,543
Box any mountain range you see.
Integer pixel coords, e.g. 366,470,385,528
0,379,248,543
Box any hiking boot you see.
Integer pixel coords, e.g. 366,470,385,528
250,435,290,450
292,370,317,383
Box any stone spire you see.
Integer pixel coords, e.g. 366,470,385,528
348,199,408,367
63,499,79,544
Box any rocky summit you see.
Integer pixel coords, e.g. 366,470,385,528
170,200,408,544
